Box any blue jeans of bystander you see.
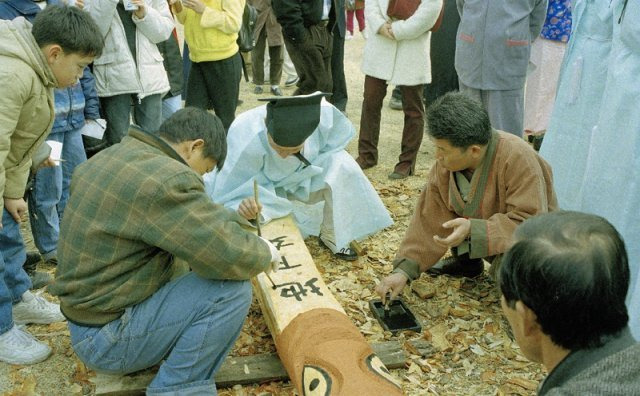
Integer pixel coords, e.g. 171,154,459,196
68,272,252,395
28,128,87,260
0,209,32,334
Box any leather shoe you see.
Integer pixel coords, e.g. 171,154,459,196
427,256,483,278
270,86,283,96
284,76,299,87
253,86,264,94
388,171,409,180
356,157,376,170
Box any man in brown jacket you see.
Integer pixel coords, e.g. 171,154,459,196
376,92,556,302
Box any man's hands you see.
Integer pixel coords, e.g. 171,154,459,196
433,218,471,249
378,22,396,40
4,198,27,224
260,236,281,273
238,197,262,221
181,0,205,14
375,272,409,304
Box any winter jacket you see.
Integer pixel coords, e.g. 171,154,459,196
0,17,56,199
361,0,443,86
52,67,101,133
85,0,173,98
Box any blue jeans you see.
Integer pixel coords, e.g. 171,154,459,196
28,128,87,259
68,273,252,395
162,95,182,122
0,209,31,334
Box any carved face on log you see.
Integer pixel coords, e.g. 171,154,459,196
276,309,402,395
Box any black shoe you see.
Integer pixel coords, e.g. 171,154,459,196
335,247,358,261
29,271,53,289
253,86,264,94
427,256,483,278
23,252,42,273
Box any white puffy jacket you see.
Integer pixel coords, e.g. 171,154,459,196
86,0,173,98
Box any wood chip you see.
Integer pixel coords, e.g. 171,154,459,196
411,281,436,299
506,377,538,391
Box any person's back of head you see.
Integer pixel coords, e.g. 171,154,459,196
158,107,227,171
426,92,492,149
32,5,103,57
500,211,629,351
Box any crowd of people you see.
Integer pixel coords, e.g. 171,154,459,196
0,0,638,394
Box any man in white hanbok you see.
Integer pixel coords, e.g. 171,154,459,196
204,92,393,260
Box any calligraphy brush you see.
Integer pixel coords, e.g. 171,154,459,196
254,179,277,289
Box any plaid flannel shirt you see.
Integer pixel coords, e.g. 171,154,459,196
49,128,271,326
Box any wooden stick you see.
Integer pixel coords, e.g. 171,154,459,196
254,179,276,289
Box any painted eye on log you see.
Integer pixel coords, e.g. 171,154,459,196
366,354,401,388
302,365,332,396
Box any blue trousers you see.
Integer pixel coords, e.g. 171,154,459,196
0,209,31,334
69,273,252,395
28,128,87,259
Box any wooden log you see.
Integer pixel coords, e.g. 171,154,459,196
91,340,432,395
254,216,402,395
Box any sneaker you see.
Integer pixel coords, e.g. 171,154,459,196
0,325,51,365
335,247,358,261
388,96,403,110
13,291,65,325
346,31,354,40
284,76,299,87
253,86,264,94
427,256,484,278
270,86,283,96
361,30,368,39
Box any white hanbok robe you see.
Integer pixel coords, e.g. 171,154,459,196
204,101,393,250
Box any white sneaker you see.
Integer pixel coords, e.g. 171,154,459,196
346,31,354,40
13,291,65,325
0,325,51,365
362,30,369,39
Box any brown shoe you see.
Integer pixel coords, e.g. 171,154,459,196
356,157,376,170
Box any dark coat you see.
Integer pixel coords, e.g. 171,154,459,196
272,0,337,42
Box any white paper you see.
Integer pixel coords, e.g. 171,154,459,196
81,118,107,140
46,140,63,166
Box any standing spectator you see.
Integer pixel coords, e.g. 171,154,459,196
523,0,572,149
345,0,365,40
330,0,347,111
282,46,299,87
85,0,173,153
356,0,442,179
171,0,243,130
251,0,284,97
158,28,184,121
542,0,640,340
0,5,103,366
388,0,460,109
455,0,547,137
272,0,336,95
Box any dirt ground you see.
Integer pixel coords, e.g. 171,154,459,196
0,35,545,395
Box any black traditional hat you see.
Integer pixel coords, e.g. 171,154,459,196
259,91,331,147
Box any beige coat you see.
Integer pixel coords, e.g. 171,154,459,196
250,0,283,46
0,17,55,199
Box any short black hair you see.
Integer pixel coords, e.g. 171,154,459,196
158,107,227,170
425,92,491,149
499,211,629,350
32,5,103,58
